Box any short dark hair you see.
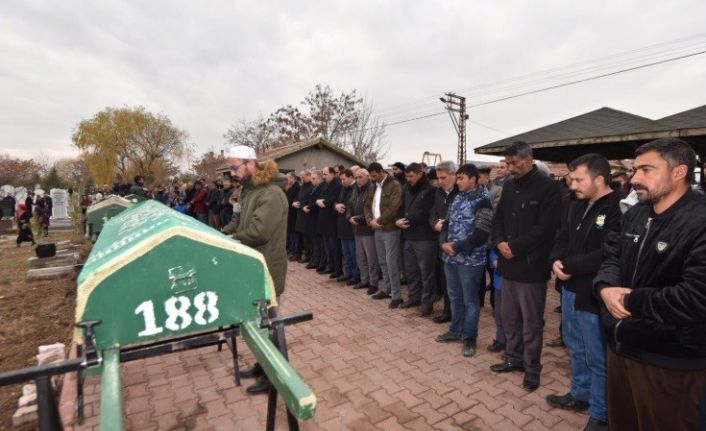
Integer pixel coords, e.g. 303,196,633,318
503,141,533,158
322,166,333,174
134,175,144,183
368,162,384,173
336,164,345,172
456,163,479,180
635,138,696,183
341,169,354,178
568,153,611,185
405,163,423,174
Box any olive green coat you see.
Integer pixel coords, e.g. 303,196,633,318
233,160,289,295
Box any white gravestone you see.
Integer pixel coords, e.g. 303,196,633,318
50,188,72,229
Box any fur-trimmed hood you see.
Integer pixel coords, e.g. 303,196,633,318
252,159,280,187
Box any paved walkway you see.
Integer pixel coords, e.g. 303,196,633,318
70,261,587,430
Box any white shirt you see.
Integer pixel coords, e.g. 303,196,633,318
372,175,387,219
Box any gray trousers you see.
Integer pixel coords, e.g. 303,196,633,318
355,234,379,286
403,239,437,305
493,289,506,344
374,229,401,300
501,279,547,375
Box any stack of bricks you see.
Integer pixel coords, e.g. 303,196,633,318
12,342,66,426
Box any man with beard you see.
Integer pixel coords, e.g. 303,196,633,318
594,138,706,430
546,153,622,431
227,145,289,395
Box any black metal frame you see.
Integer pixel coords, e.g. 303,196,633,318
0,309,313,431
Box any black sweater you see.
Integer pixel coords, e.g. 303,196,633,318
399,176,437,241
594,189,706,370
550,191,622,314
492,166,562,283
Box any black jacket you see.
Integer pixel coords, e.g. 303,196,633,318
550,191,622,314
428,185,459,236
346,182,374,236
317,178,342,236
286,182,301,234
399,176,436,241
295,182,312,234
492,166,561,283
336,185,354,240
594,189,706,370
303,183,322,235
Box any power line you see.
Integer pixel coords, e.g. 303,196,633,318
375,33,706,120
375,48,706,131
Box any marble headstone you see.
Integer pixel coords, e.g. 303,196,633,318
50,188,72,229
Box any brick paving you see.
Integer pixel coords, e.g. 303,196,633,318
68,262,587,430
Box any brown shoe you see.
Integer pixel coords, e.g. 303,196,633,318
420,304,433,316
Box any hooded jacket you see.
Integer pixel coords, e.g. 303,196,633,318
594,189,706,370
233,160,289,296
550,191,622,314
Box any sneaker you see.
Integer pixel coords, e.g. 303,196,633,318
462,339,477,357
435,332,462,343
389,299,403,309
486,340,506,353
583,417,609,431
371,291,390,300
522,372,540,392
546,393,589,413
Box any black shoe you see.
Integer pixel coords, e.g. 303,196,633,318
420,304,433,316
490,361,525,373
239,363,263,379
246,376,270,395
335,275,348,282
400,299,421,309
299,256,309,263
328,271,340,278
315,266,327,273
522,372,540,392
546,393,589,413
347,278,361,286
371,291,390,300
389,299,403,309
321,269,333,275
435,332,462,343
352,282,368,289
305,262,317,269
366,286,378,295
487,340,506,353
432,314,451,324
463,339,477,357
583,417,609,431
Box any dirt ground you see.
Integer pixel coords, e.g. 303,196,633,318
0,229,89,430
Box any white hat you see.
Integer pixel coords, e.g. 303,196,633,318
228,145,257,160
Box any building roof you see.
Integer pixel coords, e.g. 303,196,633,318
475,104,706,161
217,137,368,172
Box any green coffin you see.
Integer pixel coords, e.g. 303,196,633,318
76,200,277,350
86,196,133,239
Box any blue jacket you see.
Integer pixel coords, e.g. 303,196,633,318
442,186,493,267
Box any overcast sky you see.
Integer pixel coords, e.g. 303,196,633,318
2,0,706,167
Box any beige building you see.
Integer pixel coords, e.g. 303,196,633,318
217,137,368,176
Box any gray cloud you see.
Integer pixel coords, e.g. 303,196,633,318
1,0,705,166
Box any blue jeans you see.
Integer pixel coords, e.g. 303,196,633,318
562,288,608,422
445,263,484,341
341,239,359,280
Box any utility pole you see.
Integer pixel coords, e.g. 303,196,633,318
440,93,468,166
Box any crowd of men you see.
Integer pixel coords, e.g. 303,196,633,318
82,138,705,430
269,138,704,431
